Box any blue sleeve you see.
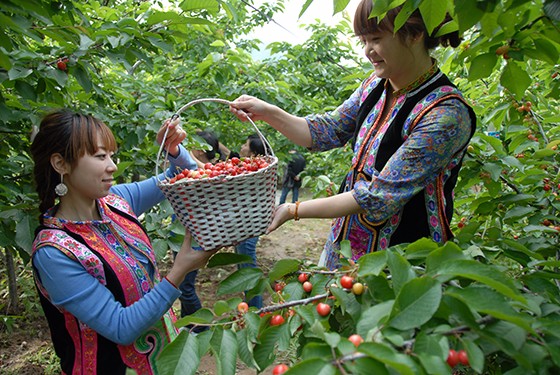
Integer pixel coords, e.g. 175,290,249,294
33,246,181,345
109,144,197,216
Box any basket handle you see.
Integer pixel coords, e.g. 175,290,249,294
156,98,275,179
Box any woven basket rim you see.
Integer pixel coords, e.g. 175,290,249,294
158,155,278,187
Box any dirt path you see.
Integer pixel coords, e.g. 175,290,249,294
0,192,332,374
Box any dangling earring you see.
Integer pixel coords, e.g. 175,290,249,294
55,174,68,196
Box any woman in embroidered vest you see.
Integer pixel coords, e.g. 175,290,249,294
230,0,476,270
30,109,217,374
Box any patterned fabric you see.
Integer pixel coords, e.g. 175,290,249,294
32,194,178,375
306,68,476,270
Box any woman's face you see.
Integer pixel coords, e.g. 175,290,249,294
239,139,254,157
361,30,416,84
65,136,117,200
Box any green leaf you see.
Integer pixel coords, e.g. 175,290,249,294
356,300,394,337
217,267,263,296
15,214,34,253
468,53,498,80
403,238,440,260
533,37,559,65
285,358,337,374
268,258,300,281
386,250,415,295
500,61,531,100
462,340,485,373
339,239,352,259
212,300,230,316
358,342,418,375
176,308,214,328
207,253,253,267
419,0,448,36
253,325,286,370
389,277,442,330
333,0,351,14
416,353,450,375
156,332,200,375
358,250,387,276
213,329,238,375
236,329,259,370
180,0,220,14
73,64,92,92
8,66,33,80
434,259,523,302
446,286,531,331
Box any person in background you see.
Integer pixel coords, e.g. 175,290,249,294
279,149,306,204
30,110,217,374
230,0,476,270
189,130,223,168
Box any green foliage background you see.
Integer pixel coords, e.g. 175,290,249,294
1,0,559,374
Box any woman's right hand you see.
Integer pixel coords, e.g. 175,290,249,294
166,229,218,287
157,117,186,158
229,95,272,122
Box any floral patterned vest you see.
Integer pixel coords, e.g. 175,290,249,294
32,194,178,375
326,68,476,269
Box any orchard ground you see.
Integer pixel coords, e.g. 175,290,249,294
0,189,332,374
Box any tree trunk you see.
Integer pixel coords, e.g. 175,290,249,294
4,247,19,314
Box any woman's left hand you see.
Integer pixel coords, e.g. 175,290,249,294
157,118,187,157
266,203,294,234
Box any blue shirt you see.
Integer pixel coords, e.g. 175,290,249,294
33,145,197,345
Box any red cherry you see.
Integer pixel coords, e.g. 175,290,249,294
316,302,331,317
272,364,289,375
447,349,459,368
458,350,469,366
270,315,285,326
56,60,67,71
274,282,284,293
348,334,364,347
302,281,313,293
298,273,309,283
237,302,248,313
340,275,354,289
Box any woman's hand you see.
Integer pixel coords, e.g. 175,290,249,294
166,229,218,287
157,118,187,157
266,203,294,234
229,95,272,122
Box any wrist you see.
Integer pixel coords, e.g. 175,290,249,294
288,201,301,221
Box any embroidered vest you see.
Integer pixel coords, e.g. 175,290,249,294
32,194,178,375
328,70,476,267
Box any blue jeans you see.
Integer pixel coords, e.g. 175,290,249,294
279,185,299,204
177,236,262,323
235,236,262,308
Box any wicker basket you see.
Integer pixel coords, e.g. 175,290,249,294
156,98,278,251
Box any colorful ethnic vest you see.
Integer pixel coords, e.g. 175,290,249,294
326,68,476,269
32,194,178,375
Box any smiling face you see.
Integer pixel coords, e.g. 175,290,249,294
65,135,118,201
360,31,416,83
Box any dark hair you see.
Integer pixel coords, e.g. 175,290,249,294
30,109,117,215
353,0,461,49
246,134,271,156
196,130,220,160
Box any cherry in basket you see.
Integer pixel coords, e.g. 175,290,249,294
167,156,270,184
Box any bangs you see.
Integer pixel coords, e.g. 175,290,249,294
67,114,117,161
353,1,397,36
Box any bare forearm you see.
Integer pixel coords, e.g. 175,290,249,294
267,192,364,233
292,192,363,219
